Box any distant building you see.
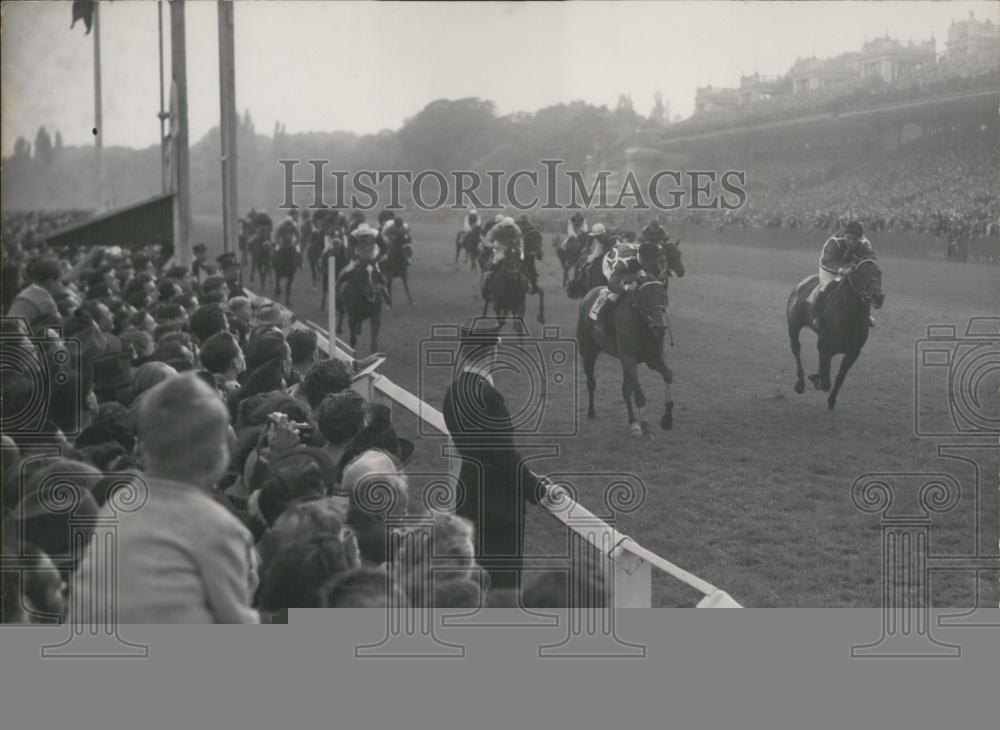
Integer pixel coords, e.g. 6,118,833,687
859,36,936,83
788,53,859,94
694,85,741,115
946,11,1000,59
739,73,787,105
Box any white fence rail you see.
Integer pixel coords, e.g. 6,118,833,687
250,288,740,607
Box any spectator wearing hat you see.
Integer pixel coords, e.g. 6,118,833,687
190,303,230,344
442,318,551,590
73,373,259,623
286,328,319,386
191,243,210,283
253,301,284,329
8,257,62,334
92,351,134,406
316,390,369,484
217,253,246,299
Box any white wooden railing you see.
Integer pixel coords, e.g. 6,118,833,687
249,288,741,607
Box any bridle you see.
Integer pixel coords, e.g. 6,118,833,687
845,258,880,305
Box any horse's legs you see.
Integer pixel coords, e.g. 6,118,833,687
401,271,413,305
535,286,545,324
818,345,833,391
274,274,281,299
650,358,675,430
285,275,293,306
371,312,380,354
620,357,640,434
336,308,345,335
828,349,859,411
789,322,806,394
582,338,599,419
349,315,358,348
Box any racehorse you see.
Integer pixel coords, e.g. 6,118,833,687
306,230,326,288
381,231,414,305
248,233,272,288
786,258,884,410
455,228,482,270
481,254,529,336
578,277,674,437
521,227,546,324
337,262,388,353
554,234,585,288
271,239,301,307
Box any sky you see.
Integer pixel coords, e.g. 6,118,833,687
2,1,997,156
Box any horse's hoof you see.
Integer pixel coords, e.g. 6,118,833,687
629,422,642,437
794,381,805,394
808,374,822,390
660,402,674,430
827,397,836,411
537,314,545,324
587,410,596,420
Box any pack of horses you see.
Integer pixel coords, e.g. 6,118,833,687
470,224,884,437
248,211,886,436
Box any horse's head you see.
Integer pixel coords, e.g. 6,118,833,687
848,258,884,309
662,240,685,278
633,279,669,332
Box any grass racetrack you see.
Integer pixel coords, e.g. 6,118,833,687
195,215,999,607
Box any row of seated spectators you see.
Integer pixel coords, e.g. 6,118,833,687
1,213,607,623
664,51,1000,139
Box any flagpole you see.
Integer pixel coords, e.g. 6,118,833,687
93,1,105,211
158,1,169,194
170,0,192,267
218,0,238,257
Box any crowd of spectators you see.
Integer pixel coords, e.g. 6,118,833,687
1,212,606,623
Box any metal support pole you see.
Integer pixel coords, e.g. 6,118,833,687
218,1,238,256
327,253,337,357
93,3,105,211
170,0,192,266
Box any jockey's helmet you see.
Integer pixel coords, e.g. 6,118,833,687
571,212,584,225
591,223,607,238
353,223,378,239
468,208,478,216
289,209,299,218
494,219,521,243
639,220,667,243
494,213,504,224
845,221,864,238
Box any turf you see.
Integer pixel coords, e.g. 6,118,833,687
196,216,999,607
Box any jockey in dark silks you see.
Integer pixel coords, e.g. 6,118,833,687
481,217,528,291
337,223,382,288
567,211,588,240
592,221,667,333
813,220,877,331
516,215,543,294
481,213,503,241
275,210,301,252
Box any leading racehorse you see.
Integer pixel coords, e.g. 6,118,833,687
786,258,884,410
455,228,482,270
481,254,529,336
271,239,301,307
337,262,388,353
578,277,674,437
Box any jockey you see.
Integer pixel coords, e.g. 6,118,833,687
481,212,504,241
517,215,542,293
275,209,301,250
481,217,525,289
337,223,381,286
582,223,612,267
383,215,412,252
592,222,667,331
567,211,588,240
462,207,481,233
813,220,877,330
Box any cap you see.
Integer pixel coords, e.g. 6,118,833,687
591,223,607,236
92,351,133,393
639,220,668,243
846,221,864,236
254,301,284,326
216,252,238,269
353,223,378,239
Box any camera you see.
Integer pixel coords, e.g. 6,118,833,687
913,317,1000,438
418,320,580,438
267,411,313,437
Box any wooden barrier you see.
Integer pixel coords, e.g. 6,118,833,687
247,286,741,607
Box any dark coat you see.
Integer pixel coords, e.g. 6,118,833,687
442,370,545,589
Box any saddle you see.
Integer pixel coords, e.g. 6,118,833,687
589,286,610,321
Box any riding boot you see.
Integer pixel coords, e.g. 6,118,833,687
596,297,615,337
